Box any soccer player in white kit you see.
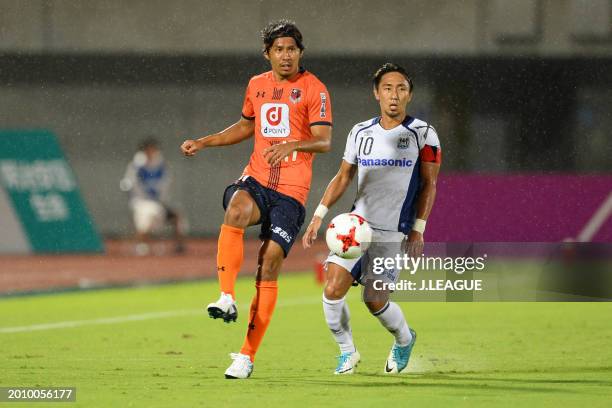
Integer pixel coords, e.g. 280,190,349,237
302,63,442,374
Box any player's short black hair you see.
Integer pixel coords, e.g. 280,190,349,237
373,63,414,92
261,19,304,53
139,137,159,151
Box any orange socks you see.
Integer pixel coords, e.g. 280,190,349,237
216,224,245,299
240,281,278,361
218,225,278,362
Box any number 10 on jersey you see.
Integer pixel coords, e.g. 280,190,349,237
359,136,373,156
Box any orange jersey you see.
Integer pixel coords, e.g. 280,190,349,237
240,69,332,205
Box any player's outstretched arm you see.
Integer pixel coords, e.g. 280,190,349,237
180,117,255,157
407,161,441,256
263,125,331,166
302,160,356,248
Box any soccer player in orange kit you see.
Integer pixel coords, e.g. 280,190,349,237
181,20,332,379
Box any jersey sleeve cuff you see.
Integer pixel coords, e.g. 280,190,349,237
310,121,332,127
241,113,255,120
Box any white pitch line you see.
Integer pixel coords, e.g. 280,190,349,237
0,310,201,334
0,295,324,334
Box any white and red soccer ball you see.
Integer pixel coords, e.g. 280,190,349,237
325,213,373,259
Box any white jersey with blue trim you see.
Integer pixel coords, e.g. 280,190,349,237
121,152,171,204
342,115,440,234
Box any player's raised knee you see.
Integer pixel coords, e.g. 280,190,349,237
224,204,251,227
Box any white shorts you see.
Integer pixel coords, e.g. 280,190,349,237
131,198,166,234
325,229,406,285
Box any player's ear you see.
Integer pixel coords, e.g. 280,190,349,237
406,91,413,104
373,86,380,101
263,49,270,61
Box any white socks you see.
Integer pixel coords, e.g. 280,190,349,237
323,296,412,351
372,301,412,346
322,295,355,353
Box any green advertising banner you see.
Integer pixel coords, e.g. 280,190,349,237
0,130,103,253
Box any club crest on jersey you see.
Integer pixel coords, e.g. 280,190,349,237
289,88,302,104
397,137,410,149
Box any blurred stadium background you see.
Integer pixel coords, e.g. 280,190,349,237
0,0,610,293
1,3,612,407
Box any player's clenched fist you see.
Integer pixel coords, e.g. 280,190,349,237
181,139,202,156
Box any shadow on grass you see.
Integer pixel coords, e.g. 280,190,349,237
258,377,570,394
413,365,612,376
415,374,612,386
410,365,612,385
251,365,612,394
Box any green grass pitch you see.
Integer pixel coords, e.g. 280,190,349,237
1,273,611,407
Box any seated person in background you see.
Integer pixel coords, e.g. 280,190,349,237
120,137,186,255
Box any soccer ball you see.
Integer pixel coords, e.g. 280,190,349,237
326,213,373,259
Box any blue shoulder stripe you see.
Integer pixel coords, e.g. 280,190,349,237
353,117,380,143
401,115,415,128
401,116,420,150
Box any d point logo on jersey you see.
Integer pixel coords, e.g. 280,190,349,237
261,103,291,137
266,106,282,126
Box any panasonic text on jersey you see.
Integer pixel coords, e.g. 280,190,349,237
357,157,414,167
